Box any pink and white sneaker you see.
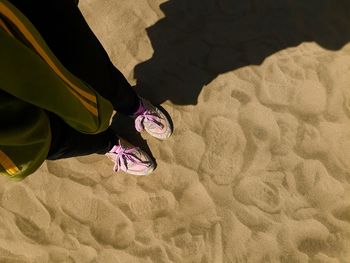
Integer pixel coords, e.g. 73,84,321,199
105,139,155,176
133,97,173,140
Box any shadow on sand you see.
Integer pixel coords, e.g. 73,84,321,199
112,0,350,153
133,0,350,105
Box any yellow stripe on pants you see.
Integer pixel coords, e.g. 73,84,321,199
0,150,20,176
0,16,14,36
0,2,99,116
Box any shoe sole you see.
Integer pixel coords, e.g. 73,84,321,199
122,163,156,176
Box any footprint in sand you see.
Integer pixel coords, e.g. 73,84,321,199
199,116,246,185
233,175,282,214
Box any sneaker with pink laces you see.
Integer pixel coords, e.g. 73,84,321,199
133,97,173,140
105,139,155,176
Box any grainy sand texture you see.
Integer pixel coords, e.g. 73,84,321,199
1,0,350,262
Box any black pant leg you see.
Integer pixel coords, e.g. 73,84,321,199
46,112,117,159
9,0,140,115
8,0,141,159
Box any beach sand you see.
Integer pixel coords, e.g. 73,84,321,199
1,0,350,262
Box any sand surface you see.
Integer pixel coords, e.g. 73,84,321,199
1,0,350,262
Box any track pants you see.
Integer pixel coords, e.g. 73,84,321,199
9,0,140,159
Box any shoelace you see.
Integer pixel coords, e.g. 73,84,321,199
109,145,148,172
135,110,164,132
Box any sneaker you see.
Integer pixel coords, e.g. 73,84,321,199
105,138,155,176
133,97,173,140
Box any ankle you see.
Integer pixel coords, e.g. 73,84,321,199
132,98,146,117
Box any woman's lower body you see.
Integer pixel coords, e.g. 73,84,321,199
9,0,172,174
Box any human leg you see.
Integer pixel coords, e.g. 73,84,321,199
11,0,173,139
46,111,117,159
9,0,140,115
47,111,155,176
10,0,170,174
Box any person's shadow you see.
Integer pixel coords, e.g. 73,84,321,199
133,0,350,105
112,0,350,154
